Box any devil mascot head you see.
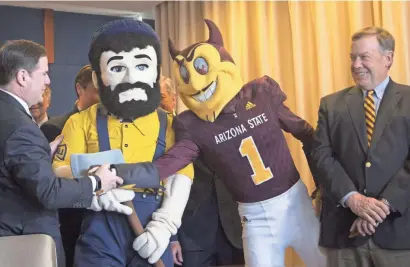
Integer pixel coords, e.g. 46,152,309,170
168,19,244,122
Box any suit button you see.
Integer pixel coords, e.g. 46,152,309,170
125,125,128,128
124,144,128,148
365,162,371,168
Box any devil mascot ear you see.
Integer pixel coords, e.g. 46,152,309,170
168,19,225,61
204,19,224,46
168,38,180,60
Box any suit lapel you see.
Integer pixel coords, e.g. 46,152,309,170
0,90,32,120
345,86,367,152
369,80,401,150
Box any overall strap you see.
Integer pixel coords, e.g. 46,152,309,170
153,109,167,160
96,105,111,152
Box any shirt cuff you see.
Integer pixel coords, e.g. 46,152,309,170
89,176,97,194
340,191,358,207
380,197,395,212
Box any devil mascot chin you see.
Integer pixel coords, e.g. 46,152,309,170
52,19,194,267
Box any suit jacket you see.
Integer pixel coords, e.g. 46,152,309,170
178,160,242,251
310,79,410,249
41,106,79,142
0,90,93,238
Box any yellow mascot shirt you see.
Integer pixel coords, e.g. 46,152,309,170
52,104,194,188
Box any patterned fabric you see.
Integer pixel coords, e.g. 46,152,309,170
364,90,376,147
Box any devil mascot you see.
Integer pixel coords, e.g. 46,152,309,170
112,19,327,266
52,19,194,267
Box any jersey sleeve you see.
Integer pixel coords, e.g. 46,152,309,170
52,113,87,170
262,75,314,148
261,75,287,106
164,114,195,180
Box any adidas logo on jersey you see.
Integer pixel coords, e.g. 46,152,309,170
245,101,256,110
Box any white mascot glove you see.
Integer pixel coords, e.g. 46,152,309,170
54,165,135,215
133,174,192,264
89,188,135,215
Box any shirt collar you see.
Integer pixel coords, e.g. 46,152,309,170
98,103,159,135
362,76,390,99
0,88,31,116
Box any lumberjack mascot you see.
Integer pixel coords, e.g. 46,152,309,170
52,19,194,267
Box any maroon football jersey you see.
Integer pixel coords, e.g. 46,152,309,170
170,76,313,203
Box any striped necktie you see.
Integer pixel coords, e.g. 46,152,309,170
364,90,376,147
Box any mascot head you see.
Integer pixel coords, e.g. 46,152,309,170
169,19,244,122
89,19,161,120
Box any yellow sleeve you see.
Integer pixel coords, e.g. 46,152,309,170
165,113,194,180
52,113,87,170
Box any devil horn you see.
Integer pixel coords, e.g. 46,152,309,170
168,38,180,60
204,19,224,47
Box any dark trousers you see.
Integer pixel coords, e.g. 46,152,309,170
74,192,173,267
180,222,244,267
59,208,85,267
326,238,410,267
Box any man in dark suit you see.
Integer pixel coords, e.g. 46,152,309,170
41,64,99,142
0,40,130,267
310,26,410,266
171,160,244,267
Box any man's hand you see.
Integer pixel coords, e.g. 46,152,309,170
311,188,321,218
345,193,390,226
49,135,64,158
171,241,183,266
94,164,124,193
349,217,377,238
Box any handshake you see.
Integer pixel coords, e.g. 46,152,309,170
87,163,136,216
50,136,135,215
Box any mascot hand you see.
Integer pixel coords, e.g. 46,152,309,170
89,188,135,215
133,174,192,263
132,219,174,264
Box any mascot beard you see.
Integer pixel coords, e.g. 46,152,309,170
97,75,161,120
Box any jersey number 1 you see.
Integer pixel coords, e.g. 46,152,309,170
239,136,274,185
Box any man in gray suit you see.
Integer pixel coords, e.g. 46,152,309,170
0,40,131,267
310,27,410,266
